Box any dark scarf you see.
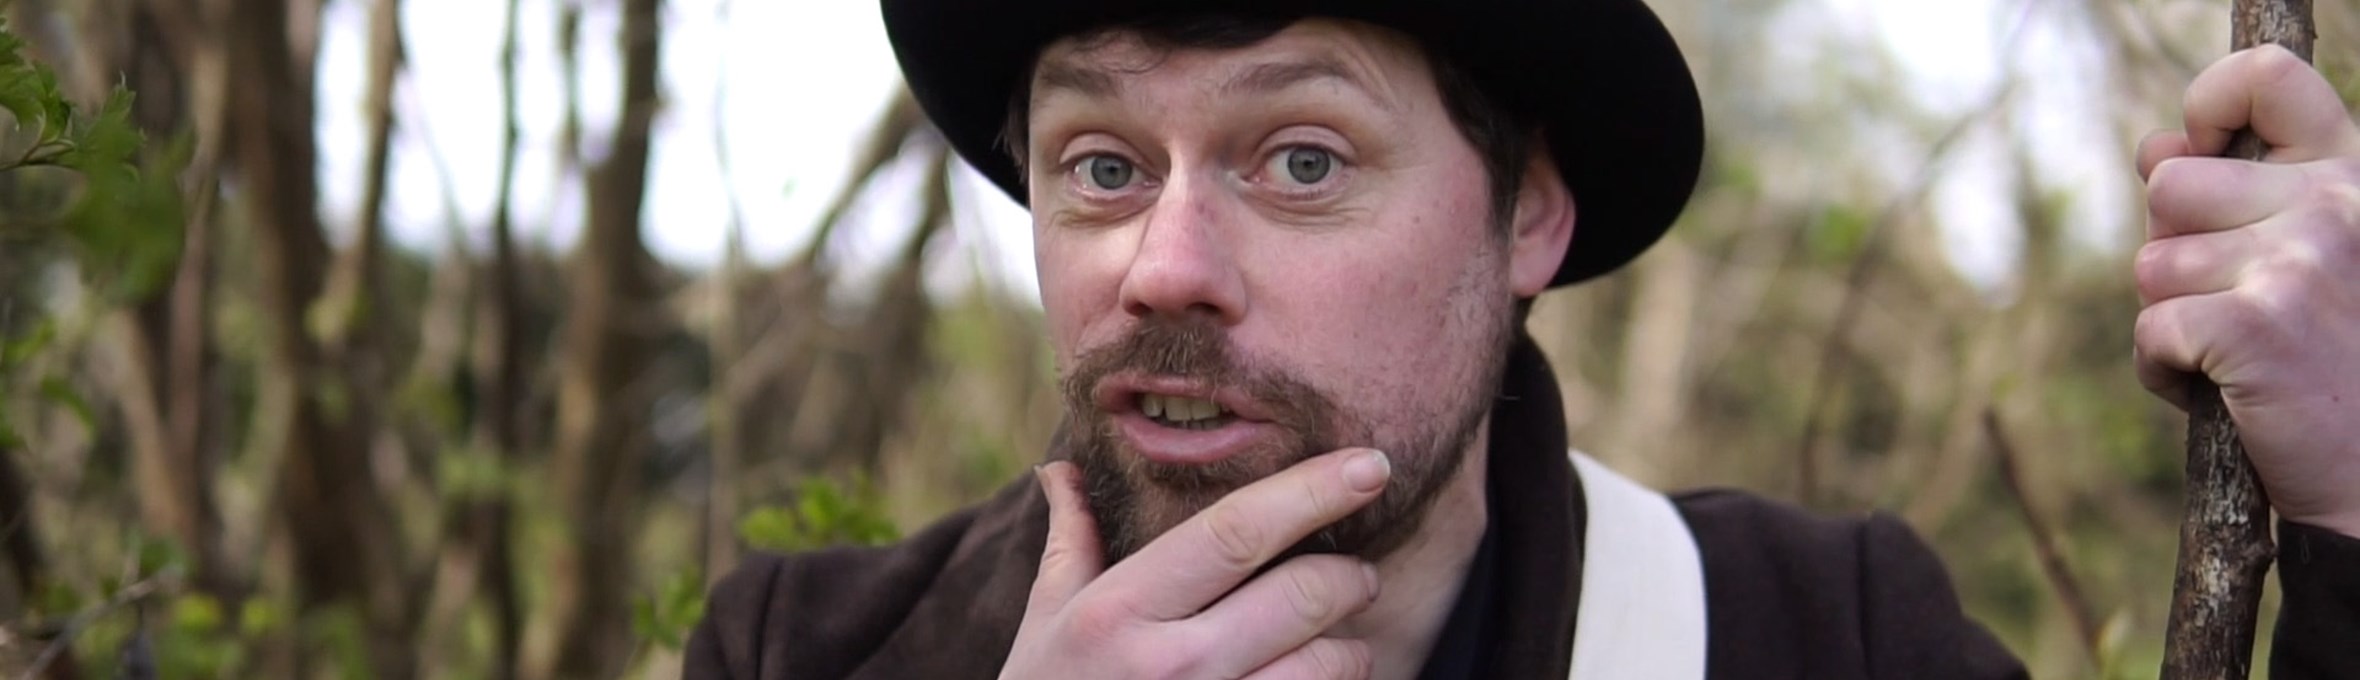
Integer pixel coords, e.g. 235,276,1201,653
1434,331,1587,678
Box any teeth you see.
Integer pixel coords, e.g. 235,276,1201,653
1140,394,1227,424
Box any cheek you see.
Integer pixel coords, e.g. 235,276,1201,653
1036,224,1128,362
1256,244,1505,417
1278,188,1497,351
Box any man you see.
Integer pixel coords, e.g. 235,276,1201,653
687,0,2360,677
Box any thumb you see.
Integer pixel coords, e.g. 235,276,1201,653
1026,461,1104,619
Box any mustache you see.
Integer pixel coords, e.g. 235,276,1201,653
1057,317,1328,432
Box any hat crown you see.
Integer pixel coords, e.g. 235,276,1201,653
883,0,1704,286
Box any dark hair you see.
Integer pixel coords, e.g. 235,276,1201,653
999,13,1538,231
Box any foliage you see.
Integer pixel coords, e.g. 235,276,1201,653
631,569,706,651
0,19,184,302
738,476,902,553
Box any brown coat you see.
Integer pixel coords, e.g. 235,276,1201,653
685,338,2360,679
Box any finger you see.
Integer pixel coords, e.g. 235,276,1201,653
1103,448,1391,620
2183,45,2360,162
2145,156,2303,238
2137,130,2192,183
1184,555,1380,677
2134,292,2251,409
1238,637,1374,680
2135,228,2258,304
1025,461,1104,620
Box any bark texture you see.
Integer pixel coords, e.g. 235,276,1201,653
219,0,413,675
535,0,664,676
2162,6,2314,678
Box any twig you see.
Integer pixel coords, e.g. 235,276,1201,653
16,578,162,680
1983,410,2102,669
1790,0,2045,505
1791,75,2023,504
2159,3,2312,679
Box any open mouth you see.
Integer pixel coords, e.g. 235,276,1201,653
1139,393,1235,431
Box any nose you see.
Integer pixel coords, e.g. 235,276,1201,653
1117,175,1248,324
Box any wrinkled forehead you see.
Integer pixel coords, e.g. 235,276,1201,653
1025,18,1435,110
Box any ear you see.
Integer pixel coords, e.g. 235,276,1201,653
1506,142,1575,297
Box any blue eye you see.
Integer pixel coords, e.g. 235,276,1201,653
1273,146,1335,185
1078,155,1136,190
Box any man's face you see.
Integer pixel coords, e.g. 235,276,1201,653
1027,19,1540,564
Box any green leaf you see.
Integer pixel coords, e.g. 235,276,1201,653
239,597,284,638
0,25,66,145
0,63,50,135
436,445,511,502
736,476,900,552
60,88,141,172
55,92,185,302
171,594,225,633
31,578,81,618
734,506,799,552
134,533,187,578
631,568,707,650
1,319,54,367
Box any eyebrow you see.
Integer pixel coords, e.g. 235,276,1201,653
1035,59,1120,99
1223,57,1373,103
1032,54,1387,110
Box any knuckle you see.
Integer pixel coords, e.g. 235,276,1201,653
2282,174,2360,266
2240,270,2311,338
2267,236,2331,283
2132,305,2177,354
2133,241,2174,299
1202,502,1268,570
1133,646,1196,680
1296,472,1342,519
2251,44,2308,84
1279,566,1339,624
2308,178,2360,241
1038,540,1083,575
1062,597,1134,644
1310,639,1373,679
2147,157,2186,196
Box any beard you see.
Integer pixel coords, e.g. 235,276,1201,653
1056,298,1513,567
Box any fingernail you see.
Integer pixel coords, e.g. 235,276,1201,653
1361,562,1382,600
1342,450,1390,493
1033,463,1057,494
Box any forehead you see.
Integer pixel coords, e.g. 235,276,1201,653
1027,18,1434,111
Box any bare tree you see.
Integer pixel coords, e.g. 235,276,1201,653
536,0,666,675
217,0,413,675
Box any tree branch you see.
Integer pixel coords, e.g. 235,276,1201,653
2160,3,2312,679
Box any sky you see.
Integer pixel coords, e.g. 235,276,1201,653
313,0,2153,303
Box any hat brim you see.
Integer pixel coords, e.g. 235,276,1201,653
882,0,1703,287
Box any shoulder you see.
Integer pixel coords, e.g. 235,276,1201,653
1669,489,2026,680
684,477,1046,680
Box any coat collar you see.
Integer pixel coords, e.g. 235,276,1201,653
843,332,1586,678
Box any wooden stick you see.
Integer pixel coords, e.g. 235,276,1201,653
2160,4,2313,678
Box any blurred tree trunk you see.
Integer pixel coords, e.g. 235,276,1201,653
217,0,414,676
829,147,951,471
772,94,926,472
476,0,530,661
418,0,527,673
39,0,240,600
707,233,748,585
536,0,664,675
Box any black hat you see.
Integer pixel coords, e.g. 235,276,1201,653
881,0,1703,287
